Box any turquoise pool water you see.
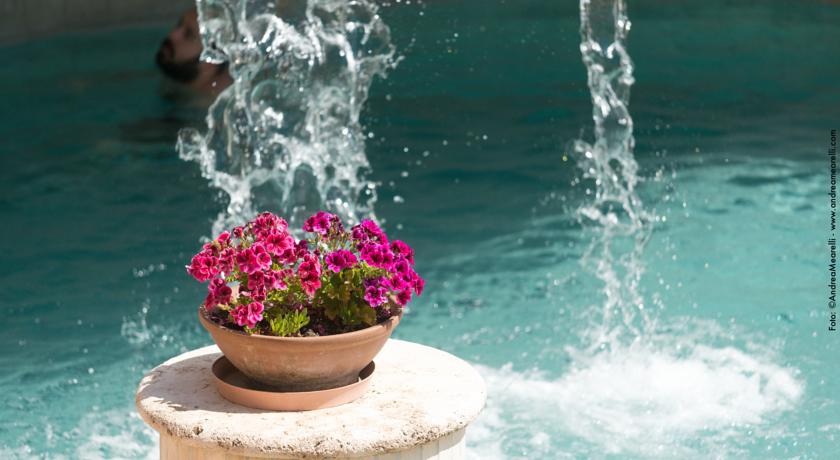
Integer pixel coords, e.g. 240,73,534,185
0,1,835,458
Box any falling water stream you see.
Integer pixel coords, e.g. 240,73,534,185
574,0,654,350
460,1,807,457
488,1,804,456
179,0,396,234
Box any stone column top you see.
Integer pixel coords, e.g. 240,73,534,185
135,339,486,459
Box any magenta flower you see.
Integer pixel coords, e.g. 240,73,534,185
252,212,288,239
351,220,388,246
187,253,219,282
216,231,231,245
277,239,309,265
390,258,421,300
297,253,322,297
413,276,425,295
232,301,264,328
264,231,294,257
201,241,217,255
363,277,389,308
360,243,394,269
218,248,236,274
253,243,272,268
187,210,423,336
239,285,266,302
325,250,358,273
211,278,232,302
266,269,290,290
236,248,255,274
247,270,266,292
388,258,424,298
296,240,309,257
246,301,264,326
236,243,272,274
303,211,344,237
391,240,415,265
394,289,412,306
392,258,411,277
204,278,233,310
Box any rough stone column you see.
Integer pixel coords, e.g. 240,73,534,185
136,339,486,459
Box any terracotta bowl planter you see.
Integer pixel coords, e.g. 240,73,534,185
198,308,400,391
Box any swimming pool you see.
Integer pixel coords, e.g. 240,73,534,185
0,1,835,458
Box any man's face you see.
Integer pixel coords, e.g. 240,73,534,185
156,9,203,83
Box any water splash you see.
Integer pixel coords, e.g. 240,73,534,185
467,330,803,458
178,0,396,235
573,0,654,349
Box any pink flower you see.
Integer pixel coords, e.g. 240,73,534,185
201,241,218,256
218,248,236,274
236,243,272,274
264,231,294,257
394,289,412,306
363,277,389,308
297,253,322,297
266,269,290,290
388,259,424,299
230,305,247,326
303,211,343,236
211,278,232,301
247,301,264,325
253,243,272,268
324,250,358,273
391,258,411,277
247,270,266,292
252,212,288,240
231,301,264,328
413,276,425,295
242,285,267,302
390,240,415,265
351,220,388,246
187,253,219,282
204,278,233,310
295,240,309,258
360,243,394,269
216,231,231,245
277,239,308,265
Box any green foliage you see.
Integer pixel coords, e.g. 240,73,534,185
267,308,310,337
317,266,379,328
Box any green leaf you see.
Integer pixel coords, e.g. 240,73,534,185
268,308,311,337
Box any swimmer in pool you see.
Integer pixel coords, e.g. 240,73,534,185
155,8,232,97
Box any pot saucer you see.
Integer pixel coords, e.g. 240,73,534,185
211,356,375,411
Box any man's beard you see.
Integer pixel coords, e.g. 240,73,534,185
156,40,200,84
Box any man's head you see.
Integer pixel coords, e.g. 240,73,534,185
156,8,231,94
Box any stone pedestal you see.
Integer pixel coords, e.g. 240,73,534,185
135,339,486,459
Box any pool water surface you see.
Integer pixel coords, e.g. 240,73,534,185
0,1,836,458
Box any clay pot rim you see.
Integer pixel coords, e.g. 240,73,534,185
198,307,400,343
211,355,376,408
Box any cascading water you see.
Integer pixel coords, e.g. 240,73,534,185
573,0,654,349
467,2,804,457
551,0,803,454
178,0,396,235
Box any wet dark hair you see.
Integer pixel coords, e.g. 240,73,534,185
156,39,200,83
